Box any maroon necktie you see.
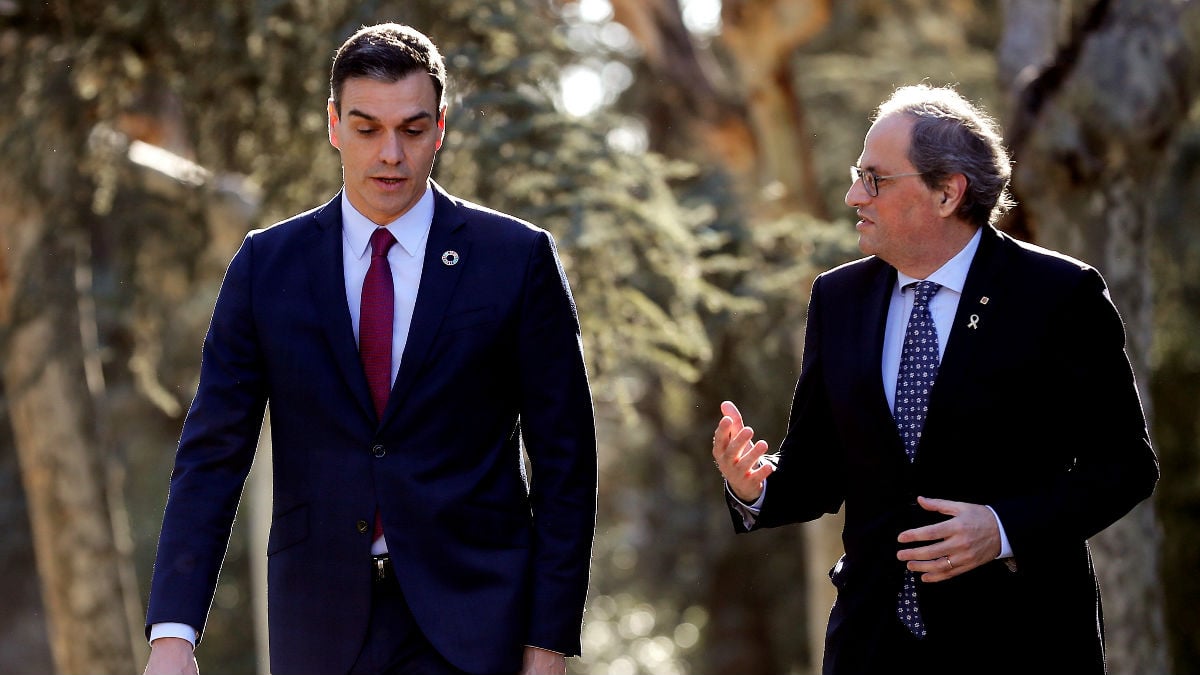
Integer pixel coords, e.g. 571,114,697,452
360,228,396,539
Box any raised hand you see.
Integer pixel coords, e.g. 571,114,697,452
711,400,776,503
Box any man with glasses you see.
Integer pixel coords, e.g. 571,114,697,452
711,84,1157,674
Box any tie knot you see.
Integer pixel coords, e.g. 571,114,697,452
370,228,396,258
908,280,941,306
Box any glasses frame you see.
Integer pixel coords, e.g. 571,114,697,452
850,166,925,197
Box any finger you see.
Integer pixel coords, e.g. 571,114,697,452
746,449,776,480
712,416,735,450
717,425,755,462
720,400,744,428
916,495,960,516
714,426,756,476
897,542,948,562
918,557,959,583
919,568,953,583
897,520,949,544
712,416,746,453
733,427,758,460
739,439,771,473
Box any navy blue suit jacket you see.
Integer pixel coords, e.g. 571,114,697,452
732,225,1158,674
147,183,597,675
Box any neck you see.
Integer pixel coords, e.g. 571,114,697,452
895,221,979,279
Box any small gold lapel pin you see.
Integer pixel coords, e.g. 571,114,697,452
441,250,460,266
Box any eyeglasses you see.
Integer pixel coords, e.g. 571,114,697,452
849,166,924,197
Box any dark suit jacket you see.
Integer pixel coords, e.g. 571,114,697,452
732,225,1158,674
147,183,597,675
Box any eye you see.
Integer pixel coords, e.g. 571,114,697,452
356,128,378,136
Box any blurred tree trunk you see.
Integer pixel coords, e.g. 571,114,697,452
596,2,841,672
0,383,55,672
607,0,832,217
1149,123,1200,675
999,1,1200,673
0,15,146,673
0,201,143,674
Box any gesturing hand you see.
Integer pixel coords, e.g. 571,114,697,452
711,400,776,503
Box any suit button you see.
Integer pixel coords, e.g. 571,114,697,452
372,444,386,458
356,520,369,534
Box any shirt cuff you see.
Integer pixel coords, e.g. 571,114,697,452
985,505,1013,559
149,622,197,649
726,479,767,529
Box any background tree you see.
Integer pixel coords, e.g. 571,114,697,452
997,2,1200,672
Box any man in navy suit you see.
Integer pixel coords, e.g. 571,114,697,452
712,84,1158,674
144,23,596,675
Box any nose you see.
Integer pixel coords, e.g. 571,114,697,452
845,177,869,208
379,132,405,165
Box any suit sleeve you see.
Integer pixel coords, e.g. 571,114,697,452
145,234,268,640
515,231,598,656
991,267,1158,557
729,274,846,532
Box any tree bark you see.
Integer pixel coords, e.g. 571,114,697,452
0,201,143,674
0,380,55,673
999,1,1200,672
0,17,146,671
607,0,832,216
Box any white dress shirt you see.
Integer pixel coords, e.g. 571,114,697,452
342,187,434,556
150,185,435,648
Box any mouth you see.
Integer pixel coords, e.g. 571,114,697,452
855,212,874,229
372,176,407,187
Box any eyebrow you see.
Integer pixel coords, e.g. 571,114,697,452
346,109,435,125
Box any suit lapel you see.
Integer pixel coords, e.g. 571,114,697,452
304,193,377,422
935,226,1006,390
382,184,470,424
923,226,1007,447
862,262,899,427
857,262,915,472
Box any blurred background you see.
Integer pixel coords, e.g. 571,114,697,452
1,0,1198,673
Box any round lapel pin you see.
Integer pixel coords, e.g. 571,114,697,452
441,250,460,266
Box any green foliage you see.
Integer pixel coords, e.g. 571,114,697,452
423,1,736,398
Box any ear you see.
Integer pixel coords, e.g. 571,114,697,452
328,99,341,150
435,105,447,151
936,174,967,218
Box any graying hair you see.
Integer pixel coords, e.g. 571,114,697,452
875,84,1014,227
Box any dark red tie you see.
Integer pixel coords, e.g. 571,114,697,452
360,228,396,540
360,228,397,418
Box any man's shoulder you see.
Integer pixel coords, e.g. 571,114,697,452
247,196,338,242
436,187,546,242
992,228,1099,283
817,254,891,288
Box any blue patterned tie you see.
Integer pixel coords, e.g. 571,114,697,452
894,280,941,638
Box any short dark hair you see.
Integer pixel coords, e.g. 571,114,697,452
330,23,447,115
875,84,1014,228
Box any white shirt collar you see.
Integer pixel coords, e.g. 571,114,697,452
896,226,983,295
341,184,436,260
